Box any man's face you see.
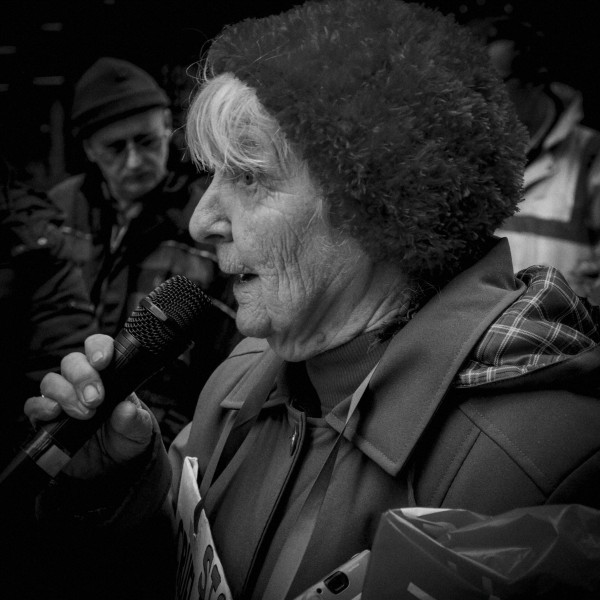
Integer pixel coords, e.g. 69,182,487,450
487,39,516,83
487,39,544,132
84,108,171,203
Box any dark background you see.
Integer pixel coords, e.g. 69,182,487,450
1,0,599,190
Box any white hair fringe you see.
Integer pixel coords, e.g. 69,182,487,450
186,72,296,178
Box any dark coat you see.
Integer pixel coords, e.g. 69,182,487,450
167,238,600,598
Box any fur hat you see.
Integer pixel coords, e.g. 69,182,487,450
205,0,527,284
71,57,169,139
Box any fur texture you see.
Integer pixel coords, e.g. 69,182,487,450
205,0,527,284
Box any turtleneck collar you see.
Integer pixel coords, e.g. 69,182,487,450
294,332,390,415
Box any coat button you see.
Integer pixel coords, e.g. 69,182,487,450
289,425,299,455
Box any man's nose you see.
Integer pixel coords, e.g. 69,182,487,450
123,141,143,168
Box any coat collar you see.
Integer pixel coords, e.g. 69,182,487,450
325,237,526,476
524,83,583,190
543,82,583,150
219,342,284,410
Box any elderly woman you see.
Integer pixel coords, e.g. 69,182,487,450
24,1,600,599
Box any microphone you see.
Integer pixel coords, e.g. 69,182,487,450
0,275,211,496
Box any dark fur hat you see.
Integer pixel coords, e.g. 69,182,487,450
206,0,527,283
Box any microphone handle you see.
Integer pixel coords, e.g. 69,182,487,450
0,330,174,497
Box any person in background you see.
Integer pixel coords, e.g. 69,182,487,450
0,157,98,600
0,157,97,467
26,2,600,599
475,17,600,302
48,57,239,445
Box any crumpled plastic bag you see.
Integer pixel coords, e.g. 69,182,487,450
361,503,600,599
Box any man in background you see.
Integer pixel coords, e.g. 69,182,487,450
48,57,239,444
475,17,600,302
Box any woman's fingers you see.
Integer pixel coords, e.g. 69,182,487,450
25,335,115,426
25,348,107,426
23,393,62,426
58,352,105,416
84,334,115,370
23,334,154,472
104,396,154,462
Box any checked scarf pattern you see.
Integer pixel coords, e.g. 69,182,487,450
456,265,600,387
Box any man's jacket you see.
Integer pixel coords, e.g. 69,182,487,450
496,82,600,293
1,172,96,464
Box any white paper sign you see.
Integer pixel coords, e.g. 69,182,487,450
175,456,233,600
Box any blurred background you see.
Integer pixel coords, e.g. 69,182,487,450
1,0,599,190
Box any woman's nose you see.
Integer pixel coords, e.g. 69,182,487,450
189,177,232,244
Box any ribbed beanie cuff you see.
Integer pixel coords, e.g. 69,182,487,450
71,57,169,138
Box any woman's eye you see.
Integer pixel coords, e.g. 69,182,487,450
242,172,256,186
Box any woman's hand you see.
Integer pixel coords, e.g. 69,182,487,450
24,334,154,480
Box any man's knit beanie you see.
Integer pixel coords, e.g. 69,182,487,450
71,57,169,139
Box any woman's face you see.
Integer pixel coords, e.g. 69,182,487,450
189,162,377,360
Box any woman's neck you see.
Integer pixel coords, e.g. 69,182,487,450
268,260,411,362
305,331,389,414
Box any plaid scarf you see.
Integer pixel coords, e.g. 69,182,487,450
456,266,600,387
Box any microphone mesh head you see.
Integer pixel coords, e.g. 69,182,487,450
124,276,212,355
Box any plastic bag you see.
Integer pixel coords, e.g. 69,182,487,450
361,504,600,599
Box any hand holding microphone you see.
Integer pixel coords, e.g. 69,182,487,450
0,275,211,496
25,333,154,480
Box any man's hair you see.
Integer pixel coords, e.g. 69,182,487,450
187,0,527,285
470,16,550,86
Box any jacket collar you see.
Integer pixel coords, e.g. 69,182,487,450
543,82,583,150
524,83,583,190
325,238,526,476
219,343,285,410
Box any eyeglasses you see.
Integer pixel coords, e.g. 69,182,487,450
93,131,169,163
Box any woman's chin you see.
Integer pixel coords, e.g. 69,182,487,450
235,313,271,340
